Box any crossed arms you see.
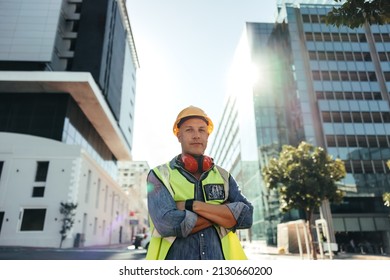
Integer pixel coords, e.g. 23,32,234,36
176,201,237,233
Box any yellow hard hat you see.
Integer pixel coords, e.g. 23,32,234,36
173,106,214,136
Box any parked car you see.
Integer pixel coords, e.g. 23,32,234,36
140,232,151,250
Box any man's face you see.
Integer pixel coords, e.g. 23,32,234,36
177,117,209,156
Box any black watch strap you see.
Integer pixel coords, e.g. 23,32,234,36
185,199,194,212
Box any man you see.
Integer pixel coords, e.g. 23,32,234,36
146,106,253,260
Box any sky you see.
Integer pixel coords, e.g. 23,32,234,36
126,0,278,168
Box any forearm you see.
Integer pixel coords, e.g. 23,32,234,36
191,215,214,234
176,201,214,234
176,200,235,232
192,201,237,229
224,175,254,229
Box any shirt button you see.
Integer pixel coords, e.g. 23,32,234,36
202,252,205,255
200,233,204,237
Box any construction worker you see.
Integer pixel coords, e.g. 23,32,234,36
146,105,253,260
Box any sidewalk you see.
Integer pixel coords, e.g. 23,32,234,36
243,240,390,260
0,242,134,252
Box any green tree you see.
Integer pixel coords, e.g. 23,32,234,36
384,192,390,207
384,161,390,207
59,202,78,248
325,0,390,28
262,141,346,259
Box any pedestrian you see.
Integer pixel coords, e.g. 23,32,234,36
349,238,356,253
146,106,253,260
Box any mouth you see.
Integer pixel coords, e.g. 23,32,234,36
191,143,202,146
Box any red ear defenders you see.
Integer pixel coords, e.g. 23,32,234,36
180,154,214,173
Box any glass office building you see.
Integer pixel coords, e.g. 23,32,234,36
210,1,390,253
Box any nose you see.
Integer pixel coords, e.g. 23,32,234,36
192,130,201,138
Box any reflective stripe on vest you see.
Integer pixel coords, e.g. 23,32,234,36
146,163,247,260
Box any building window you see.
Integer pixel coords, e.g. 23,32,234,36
347,135,357,147
382,112,390,122
384,72,390,81
325,91,335,99
323,33,332,41
357,136,368,147
368,72,377,81
331,71,340,80
341,112,352,122
33,161,48,198
373,33,390,42
32,187,45,197
302,14,310,23
378,136,389,148
367,136,378,147
340,33,349,42
93,217,98,235
352,112,362,123
337,135,347,147
373,161,385,173
332,112,342,122
378,52,390,61
352,161,363,173
363,161,373,173
326,135,336,146
361,112,371,122
0,161,3,180
85,170,92,203
344,160,352,173
312,71,320,80
35,161,49,182
20,208,46,231
331,33,341,41
314,32,323,41
305,32,313,41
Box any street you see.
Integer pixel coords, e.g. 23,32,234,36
0,245,146,260
1,241,389,260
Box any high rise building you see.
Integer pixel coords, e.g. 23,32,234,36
0,0,139,248
209,0,390,254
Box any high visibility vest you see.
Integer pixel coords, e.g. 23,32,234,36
146,163,247,260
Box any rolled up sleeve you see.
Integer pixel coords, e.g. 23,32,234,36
225,175,253,230
147,171,197,238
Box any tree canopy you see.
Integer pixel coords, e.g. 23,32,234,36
325,0,390,28
59,202,78,248
263,142,346,217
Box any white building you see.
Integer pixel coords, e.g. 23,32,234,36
117,161,150,238
0,133,131,248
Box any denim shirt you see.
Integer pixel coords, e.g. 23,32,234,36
147,157,253,260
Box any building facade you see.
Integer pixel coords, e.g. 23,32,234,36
0,0,139,248
209,1,390,254
117,161,149,239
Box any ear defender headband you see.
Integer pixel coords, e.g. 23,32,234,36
180,154,214,174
